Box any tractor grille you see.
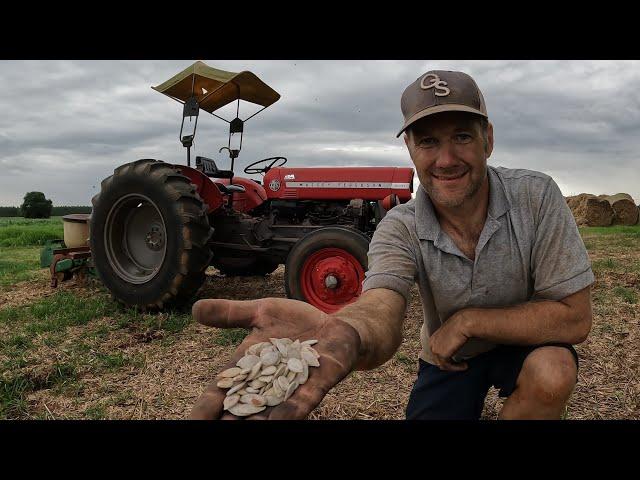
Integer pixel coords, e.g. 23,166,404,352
283,189,298,199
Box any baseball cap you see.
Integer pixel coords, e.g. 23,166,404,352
397,70,488,138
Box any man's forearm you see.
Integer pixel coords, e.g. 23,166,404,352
330,289,406,371
463,296,591,346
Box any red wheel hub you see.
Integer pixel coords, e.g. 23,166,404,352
300,248,365,313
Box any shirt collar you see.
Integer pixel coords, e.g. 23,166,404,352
415,165,511,241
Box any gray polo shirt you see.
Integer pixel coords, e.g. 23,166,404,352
361,165,595,364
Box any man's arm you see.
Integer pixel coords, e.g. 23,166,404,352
324,206,418,370
461,287,592,345
331,288,407,370
431,286,592,363
329,207,418,371
463,286,592,344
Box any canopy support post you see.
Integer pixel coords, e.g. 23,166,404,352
180,96,200,166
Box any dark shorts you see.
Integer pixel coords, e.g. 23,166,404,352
405,343,579,420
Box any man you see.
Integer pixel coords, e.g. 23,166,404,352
190,69,594,420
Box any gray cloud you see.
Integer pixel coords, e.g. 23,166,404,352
1,60,639,206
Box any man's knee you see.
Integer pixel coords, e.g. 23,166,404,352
517,346,577,406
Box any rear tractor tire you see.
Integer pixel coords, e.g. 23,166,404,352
90,159,213,310
284,227,369,314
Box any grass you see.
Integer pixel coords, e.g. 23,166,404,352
0,217,64,247
580,225,640,251
0,246,44,287
95,352,130,370
591,257,640,276
0,217,63,227
48,362,78,385
0,376,32,418
214,328,248,346
613,286,638,304
579,225,640,236
113,309,192,334
394,352,413,365
84,403,108,420
0,288,191,342
16,291,117,334
0,217,64,286
0,362,78,418
0,285,190,418
0,293,105,416
592,258,619,270
94,352,145,371
54,380,85,397
3,333,33,350
394,352,417,373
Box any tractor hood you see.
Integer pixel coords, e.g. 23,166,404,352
263,166,415,203
152,61,280,113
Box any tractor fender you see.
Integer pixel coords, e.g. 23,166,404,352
176,165,225,213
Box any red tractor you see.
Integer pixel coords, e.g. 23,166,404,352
89,61,414,313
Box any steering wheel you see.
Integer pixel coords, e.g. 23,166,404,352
243,157,287,174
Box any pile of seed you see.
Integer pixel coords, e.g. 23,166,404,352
216,338,320,417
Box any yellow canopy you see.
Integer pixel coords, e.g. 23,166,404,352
151,61,280,114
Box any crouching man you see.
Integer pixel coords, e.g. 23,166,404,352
190,69,594,420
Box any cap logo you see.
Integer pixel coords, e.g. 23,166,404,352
420,74,450,97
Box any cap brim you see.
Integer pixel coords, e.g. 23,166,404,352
396,104,488,138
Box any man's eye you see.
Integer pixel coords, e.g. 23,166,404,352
455,133,472,143
418,138,437,147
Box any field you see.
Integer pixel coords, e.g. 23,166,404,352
0,217,638,419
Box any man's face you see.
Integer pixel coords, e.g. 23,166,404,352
404,111,494,209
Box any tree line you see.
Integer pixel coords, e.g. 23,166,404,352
0,192,91,218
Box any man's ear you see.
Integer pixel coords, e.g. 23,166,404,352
485,122,494,158
403,132,411,150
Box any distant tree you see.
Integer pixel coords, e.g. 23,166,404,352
20,192,53,218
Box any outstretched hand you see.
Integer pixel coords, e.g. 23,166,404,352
189,297,361,420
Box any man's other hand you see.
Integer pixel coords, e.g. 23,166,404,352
429,310,472,371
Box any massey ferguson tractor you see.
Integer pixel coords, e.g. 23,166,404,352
86,61,414,313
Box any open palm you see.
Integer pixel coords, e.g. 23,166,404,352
189,297,361,420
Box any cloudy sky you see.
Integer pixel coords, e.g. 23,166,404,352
1,60,638,206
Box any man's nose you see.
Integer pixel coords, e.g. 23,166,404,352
434,141,459,168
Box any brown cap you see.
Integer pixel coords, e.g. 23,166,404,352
397,70,488,138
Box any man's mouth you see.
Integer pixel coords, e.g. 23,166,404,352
432,171,468,183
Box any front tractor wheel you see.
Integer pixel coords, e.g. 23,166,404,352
284,227,369,314
90,159,213,310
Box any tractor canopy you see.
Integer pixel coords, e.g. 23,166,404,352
151,61,280,113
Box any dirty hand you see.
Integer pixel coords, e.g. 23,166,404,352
189,297,361,420
429,310,472,371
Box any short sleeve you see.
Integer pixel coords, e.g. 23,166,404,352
531,177,595,300
361,211,418,306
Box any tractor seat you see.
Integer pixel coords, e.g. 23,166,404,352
215,183,246,194
195,156,234,179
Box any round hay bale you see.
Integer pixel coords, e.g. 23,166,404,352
567,193,613,226
602,193,638,225
566,194,581,210
566,193,591,212
565,194,587,224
